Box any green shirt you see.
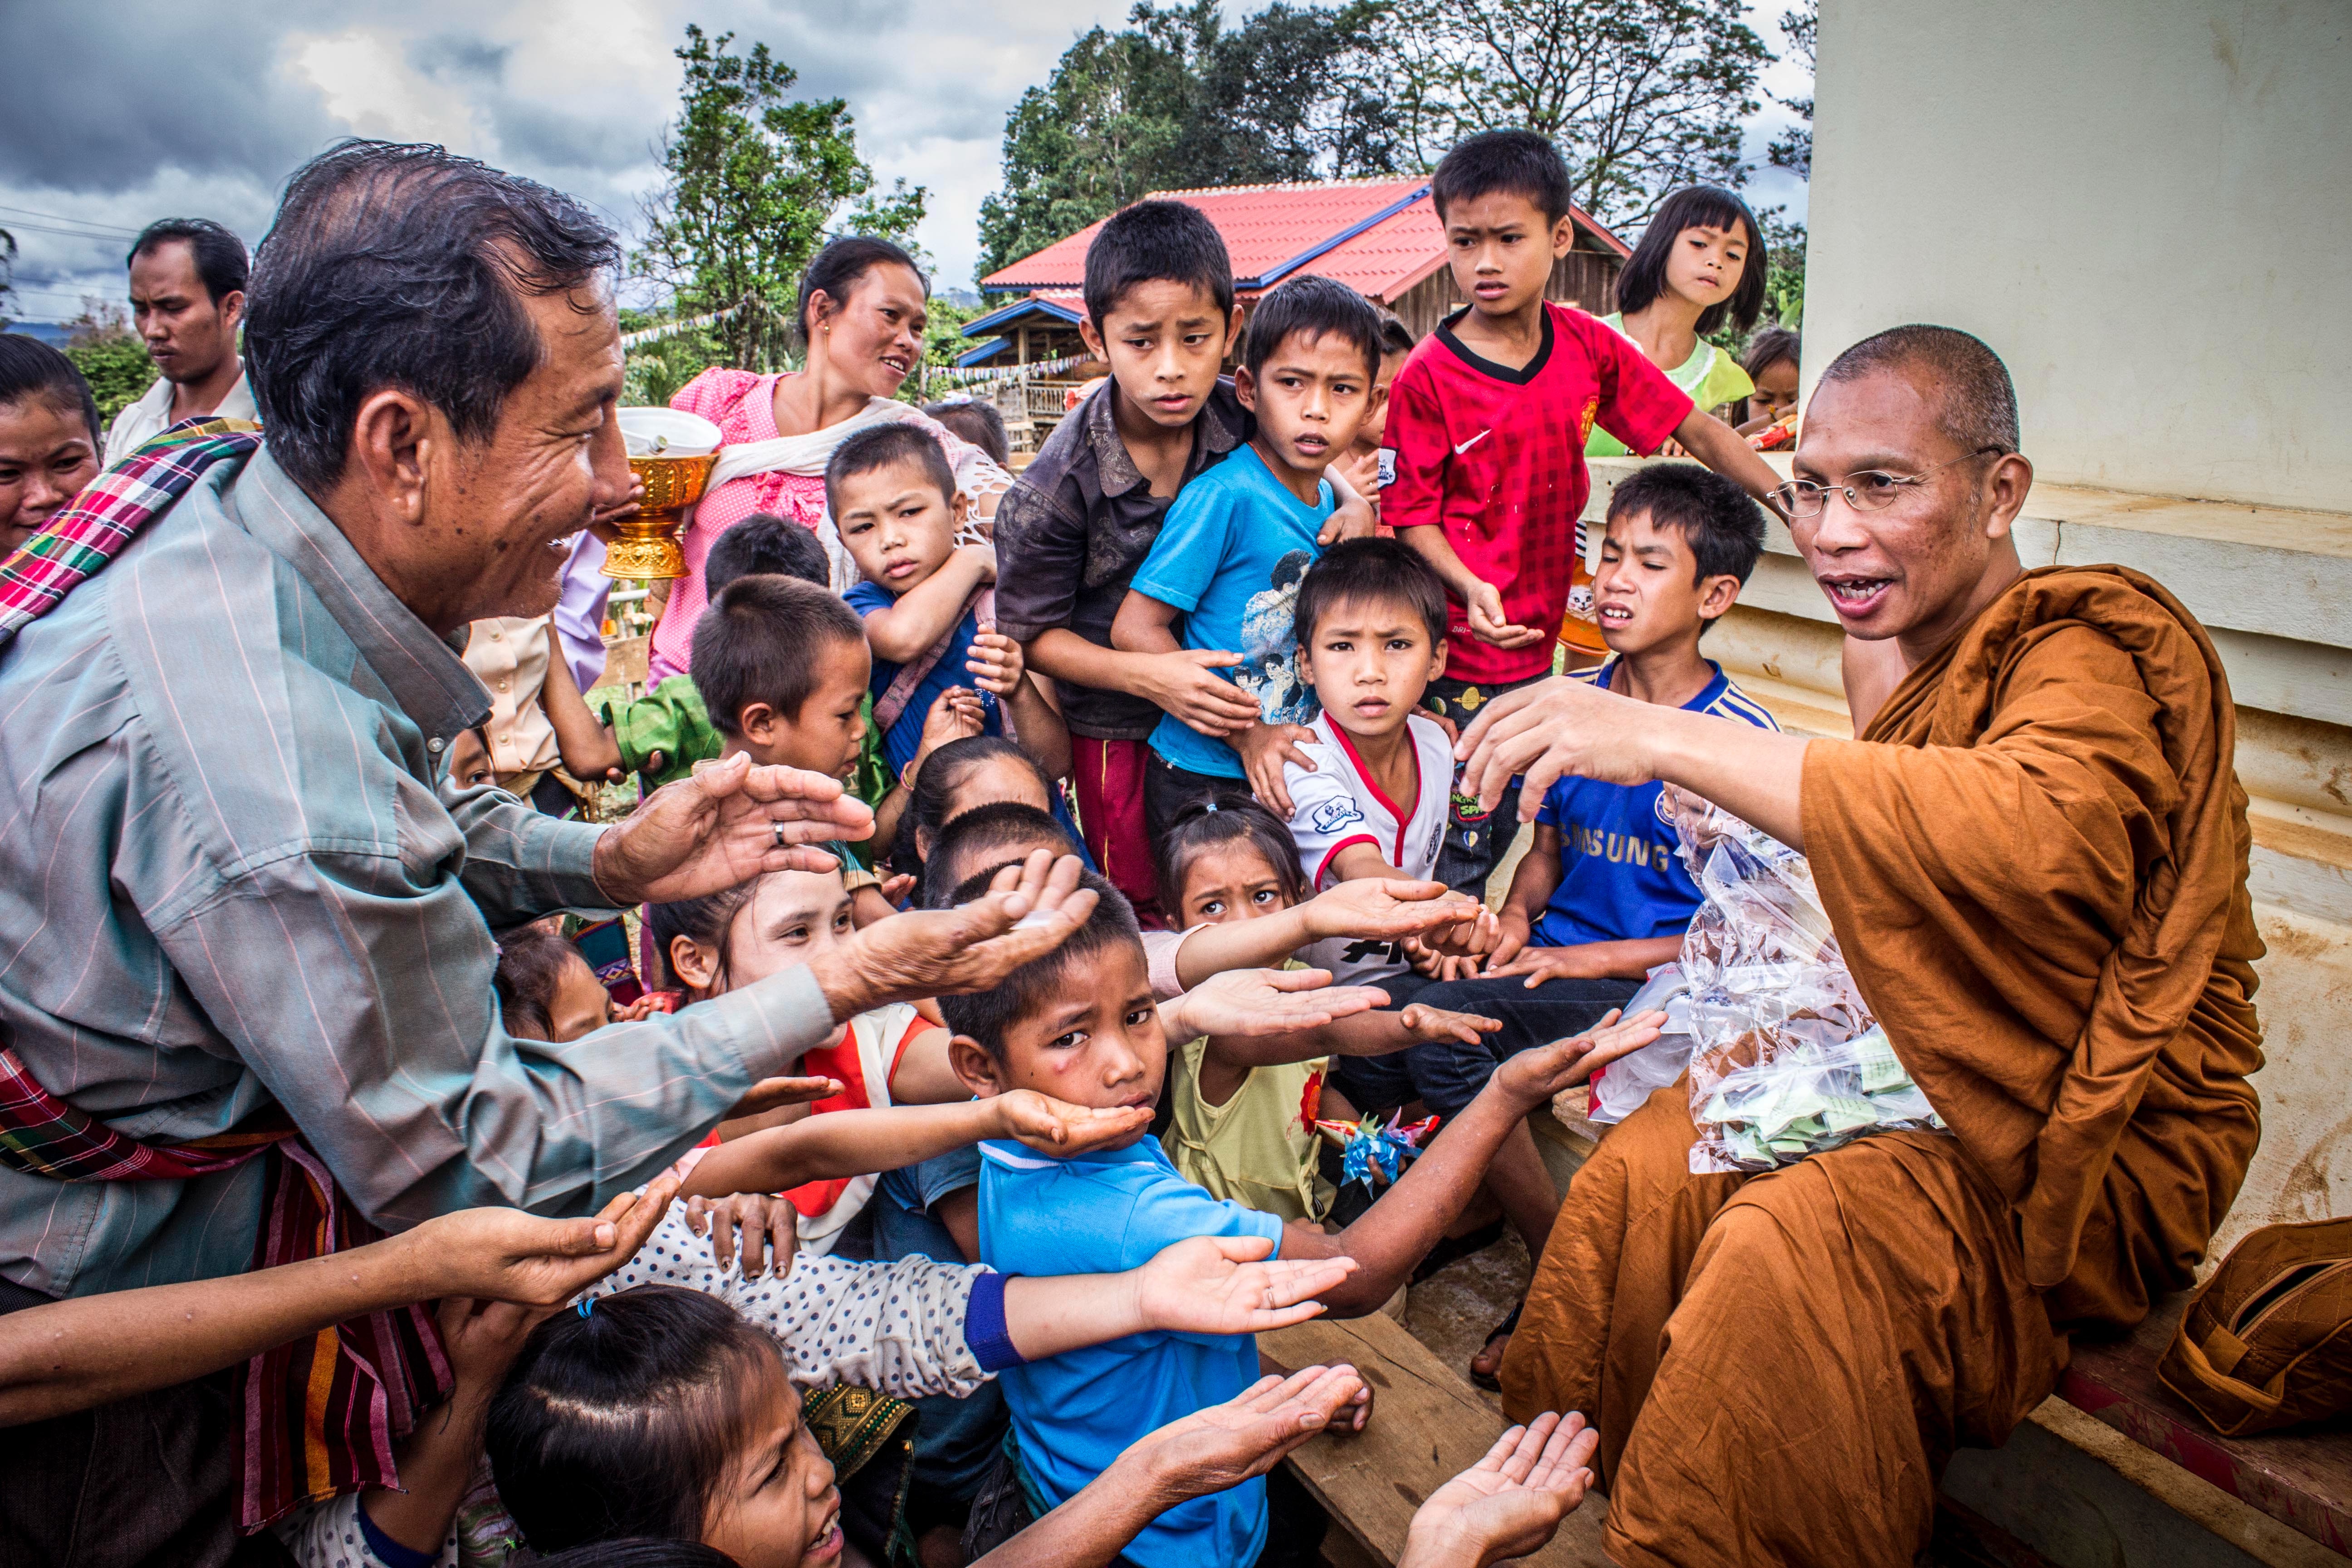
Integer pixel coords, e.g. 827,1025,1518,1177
597,681,895,868
1585,313,1755,457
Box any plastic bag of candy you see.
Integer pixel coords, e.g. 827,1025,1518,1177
1667,794,1947,1174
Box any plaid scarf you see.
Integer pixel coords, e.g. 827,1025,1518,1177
0,420,452,1532
0,418,262,647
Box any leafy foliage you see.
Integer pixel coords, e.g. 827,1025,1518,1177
636,25,926,373
1376,0,1771,229
65,338,157,421
1768,0,1816,181
978,1,1395,276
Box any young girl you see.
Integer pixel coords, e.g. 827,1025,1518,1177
494,926,666,1043
647,865,967,1257
0,334,103,555
1152,796,1500,1223
896,734,1094,895
1586,186,1770,455
1736,323,1802,437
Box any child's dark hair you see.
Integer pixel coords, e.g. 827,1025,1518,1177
1431,130,1573,225
1083,200,1235,327
1616,187,1768,338
921,801,1074,907
487,1286,780,1555
937,869,1143,1060
645,881,760,992
0,334,103,447
923,399,1010,466
1742,323,1800,382
534,1542,743,1568
1293,537,1449,650
493,926,587,1040
1373,308,1416,361
690,575,866,738
1606,463,1767,632
894,734,1055,876
823,421,958,520
1156,794,1308,915
706,514,828,596
799,235,925,344
1241,274,1382,382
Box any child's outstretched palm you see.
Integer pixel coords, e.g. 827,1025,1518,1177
1401,1412,1600,1568
996,1088,1154,1155
1130,1234,1359,1339
1493,1007,1669,1110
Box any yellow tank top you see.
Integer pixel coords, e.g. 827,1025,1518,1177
1162,1036,1336,1225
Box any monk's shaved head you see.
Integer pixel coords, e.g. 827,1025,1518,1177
1817,324,2019,457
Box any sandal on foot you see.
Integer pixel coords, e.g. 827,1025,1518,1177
1468,1299,1523,1392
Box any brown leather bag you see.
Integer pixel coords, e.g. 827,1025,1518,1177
2158,1216,2352,1436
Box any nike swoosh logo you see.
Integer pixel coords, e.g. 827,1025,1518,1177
1454,429,1491,456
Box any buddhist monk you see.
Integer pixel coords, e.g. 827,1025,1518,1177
1452,324,2264,1567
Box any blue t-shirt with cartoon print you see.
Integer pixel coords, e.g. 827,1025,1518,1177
1533,658,1781,946
1128,444,1331,779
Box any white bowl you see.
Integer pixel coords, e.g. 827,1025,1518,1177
619,407,723,457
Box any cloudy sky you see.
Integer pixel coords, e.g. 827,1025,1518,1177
0,0,1810,323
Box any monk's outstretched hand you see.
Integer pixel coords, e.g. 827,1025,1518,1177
1452,675,1657,821
592,752,876,905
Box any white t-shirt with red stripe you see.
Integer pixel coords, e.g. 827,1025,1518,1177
1283,711,1453,985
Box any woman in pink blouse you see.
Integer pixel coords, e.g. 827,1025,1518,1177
648,237,1012,686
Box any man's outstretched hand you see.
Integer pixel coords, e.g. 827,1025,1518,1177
1399,1412,1600,1568
591,752,876,906
805,850,1099,1021
1128,1364,1372,1504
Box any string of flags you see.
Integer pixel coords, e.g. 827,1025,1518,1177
924,351,1092,391
618,301,747,351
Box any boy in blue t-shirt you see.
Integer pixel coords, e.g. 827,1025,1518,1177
938,867,1657,1568
1416,461,1778,1382
1111,274,1385,836
832,421,1071,784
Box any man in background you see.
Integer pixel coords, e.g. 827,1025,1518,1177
104,217,254,461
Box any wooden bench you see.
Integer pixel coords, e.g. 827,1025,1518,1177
1259,1311,1611,1568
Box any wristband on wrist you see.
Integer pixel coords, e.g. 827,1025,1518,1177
966,1270,1024,1372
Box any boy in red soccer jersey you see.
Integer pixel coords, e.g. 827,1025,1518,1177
1384,130,1785,896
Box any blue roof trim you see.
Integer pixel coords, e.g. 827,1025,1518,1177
955,338,1013,368
1248,185,1433,289
960,295,1086,338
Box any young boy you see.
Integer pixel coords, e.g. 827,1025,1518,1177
1332,309,1416,517
1382,129,1786,897
941,872,1654,1568
1418,462,1779,1382
992,200,1372,922
832,422,1070,787
1109,274,1384,828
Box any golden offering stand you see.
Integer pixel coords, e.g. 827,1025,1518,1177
606,408,724,581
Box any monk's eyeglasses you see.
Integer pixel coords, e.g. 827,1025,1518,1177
1768,447,2007,519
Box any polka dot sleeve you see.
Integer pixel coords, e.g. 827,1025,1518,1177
582,1199,996,1400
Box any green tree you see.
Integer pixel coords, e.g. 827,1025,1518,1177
1768,0,1815,180
1376,0,1770,228
61,298,154,420
636,25,927,372
976,1,1396,277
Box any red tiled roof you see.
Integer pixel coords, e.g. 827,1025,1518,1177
980,177,1628,303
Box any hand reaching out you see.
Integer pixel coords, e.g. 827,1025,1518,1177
807,849,1100,1018
1400,1412,1600,1568
965,632,1028,697
1397,1003,1503,1047
918,686,988,759
1132,1234,1358,1338
724,1075,843,1120
413,1171,683,1306
1171,967,1390,1040
993,1088,1154,1156
1492,1008,1669,1112
1298,878,1470,945
1464,582,1544,651
1129,1364,1371,1504
683,1190,791,1277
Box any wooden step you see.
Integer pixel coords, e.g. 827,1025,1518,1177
1260,1309,1612,1568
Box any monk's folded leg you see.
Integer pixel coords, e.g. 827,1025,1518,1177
1499,1083,1744,1480
1603,1131,2065,1568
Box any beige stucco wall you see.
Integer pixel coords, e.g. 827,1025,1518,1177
1804,0,2352,514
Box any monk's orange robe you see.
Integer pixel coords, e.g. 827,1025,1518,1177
1500,566,2265,1567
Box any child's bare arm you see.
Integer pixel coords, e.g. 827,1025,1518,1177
1000,1234,1357,1360
1327,844,1497,957
540,622,624,782
1487,823,1566,967
1110,588,1185,656
679,1094,1154,1200
864,544,998,663
1210,1003,1501,1071
1669,407,1787,505
1271,1012,1665,1313
1168,877,1468,991
1026,629,1261,737
1396,525,1543,650
1488,936,1683,984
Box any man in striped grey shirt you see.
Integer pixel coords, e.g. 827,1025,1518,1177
0,143,1098,1565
